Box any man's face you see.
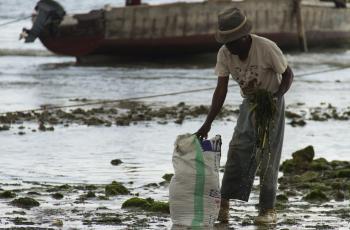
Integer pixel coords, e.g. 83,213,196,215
225,36,247,55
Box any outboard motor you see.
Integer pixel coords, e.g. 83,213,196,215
21,0,65,43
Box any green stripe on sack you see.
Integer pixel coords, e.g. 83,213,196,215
191,137,205,227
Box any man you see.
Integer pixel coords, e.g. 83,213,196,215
196,8,294,224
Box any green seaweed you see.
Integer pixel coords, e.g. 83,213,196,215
161,173,174,182
105,181,129,196
0,190,16,199
111,159,123,166
51,193,64,200
10,197,40,209
303,190,329,203
121,197,169,214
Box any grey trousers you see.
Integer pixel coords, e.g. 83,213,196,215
221,97,285,210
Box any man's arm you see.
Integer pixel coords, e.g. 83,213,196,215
196,76,229,139
273,65,294,98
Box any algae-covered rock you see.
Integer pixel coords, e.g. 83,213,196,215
86,191,96,198
51,193,64,200
46,184,72,192
0,191,16,199
111,159,123,166
289,118,306,127
11,217,35,225
83,213,122,225
52,219,64,227
310,158,332,171
0,125,10,131
279,159,297,174
162,173,174,182
105,181,129,196
334,190,345,201
276,194,289,203
122,197,169,214
335,169,350,178
280,146,315,174
292,145,314,167
84,117,105,126
10,197,40,209
303,190,329,203
298,171,320,183
285,111,303,119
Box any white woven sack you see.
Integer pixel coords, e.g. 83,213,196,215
169,133,221,228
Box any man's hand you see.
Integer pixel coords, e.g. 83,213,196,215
196,123,211,140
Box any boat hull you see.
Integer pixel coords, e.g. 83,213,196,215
38,0,350,58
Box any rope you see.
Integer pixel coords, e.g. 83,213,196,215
0,66,349,116
0,16,31,27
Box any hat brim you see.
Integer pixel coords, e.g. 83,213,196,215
215,19,252,44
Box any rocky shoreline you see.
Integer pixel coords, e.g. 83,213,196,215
0,100,349,136
0,146,349,229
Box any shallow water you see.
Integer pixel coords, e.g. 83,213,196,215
0,0,350,229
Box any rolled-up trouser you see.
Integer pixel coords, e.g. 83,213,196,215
221,96,285,211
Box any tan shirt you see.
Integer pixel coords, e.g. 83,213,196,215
214,34,288,97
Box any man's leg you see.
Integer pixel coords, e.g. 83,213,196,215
255,97,285,224
219,99,257,222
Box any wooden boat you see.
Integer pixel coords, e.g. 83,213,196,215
33,0,350,59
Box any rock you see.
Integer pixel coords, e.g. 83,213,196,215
98,195,109,200
144,183,159,188
298,171,320,183
10,197,40,209
162,173,174,182
38,123,46,131
0,125,10,131
289,118,306,127
51,193,64,200
18,131,26,135
0,191,16,199
292,145,314,164
105,181,129,196
334,190,345,201
86,191,96,198
46,126,54,131
83,213,122,225
11,217,35,225
121,197,170,214
52,219,64,227
279,159,297,174
27,191,41,195
330,160,350,169
116,118,130,126
46,184,72,192
72,108,87,115
303,190,329,203
177,102,185,107
85,185,98,190
334,169,350,178
111,159,123,166
276,194,289,202
310,158,332,171
84,117,105,126
285,111,302,119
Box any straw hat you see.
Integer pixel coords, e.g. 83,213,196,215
215,7,252,43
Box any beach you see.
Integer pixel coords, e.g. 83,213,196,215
1,0,350,229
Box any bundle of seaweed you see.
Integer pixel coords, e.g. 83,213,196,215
249,89,277,180
251,89,276,151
